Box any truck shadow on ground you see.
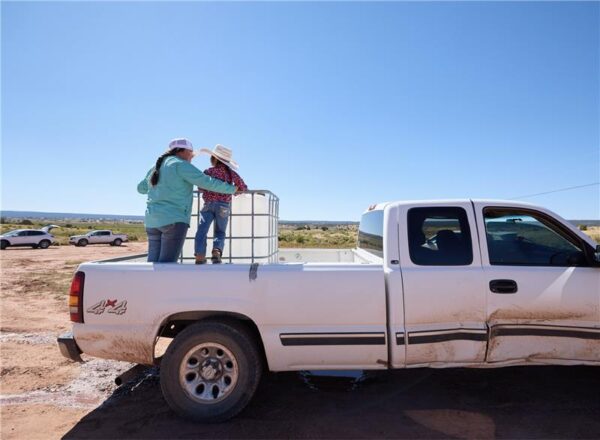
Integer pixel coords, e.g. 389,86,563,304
64,366,599,439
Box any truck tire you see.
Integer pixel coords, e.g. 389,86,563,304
77,239,88,247
160,320,262,423
1,240,8,250
38,240,51,249
112,238,122,246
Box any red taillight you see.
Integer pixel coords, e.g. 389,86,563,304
69,271,85,323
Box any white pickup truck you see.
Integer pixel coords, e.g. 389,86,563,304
69,230,128,247
58,199,600,422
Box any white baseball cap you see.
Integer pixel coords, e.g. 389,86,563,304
168,138,194,152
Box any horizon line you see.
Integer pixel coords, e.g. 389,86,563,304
1,209,598,223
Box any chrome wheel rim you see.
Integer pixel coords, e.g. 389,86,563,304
179,342,239,404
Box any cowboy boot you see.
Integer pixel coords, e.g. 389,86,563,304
211,249,222,264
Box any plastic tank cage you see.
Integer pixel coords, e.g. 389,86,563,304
181,190,280,264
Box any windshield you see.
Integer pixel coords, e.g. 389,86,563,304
358,210,384,257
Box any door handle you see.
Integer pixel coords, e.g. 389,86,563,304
489,279,518,294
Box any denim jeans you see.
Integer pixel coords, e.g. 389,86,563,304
146,222,189,263
194,201,230,256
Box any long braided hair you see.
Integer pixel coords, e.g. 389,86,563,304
150,148,184,186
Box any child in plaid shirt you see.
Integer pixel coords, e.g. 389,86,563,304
195,145,247,264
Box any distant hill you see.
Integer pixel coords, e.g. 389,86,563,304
1,210,144,222
1,210,360,225
280,220,359,226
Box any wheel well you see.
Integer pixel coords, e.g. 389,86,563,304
156,311,268,369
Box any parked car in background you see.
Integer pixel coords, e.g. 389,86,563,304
69,230,128,247
0,228,57,249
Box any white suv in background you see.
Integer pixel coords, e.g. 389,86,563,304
0,229,57,250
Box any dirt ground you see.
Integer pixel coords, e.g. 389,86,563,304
1,244,599,439
0,243,147,439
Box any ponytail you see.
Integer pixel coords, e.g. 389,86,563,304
150,148,181,186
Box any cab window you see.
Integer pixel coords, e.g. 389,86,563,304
484,208,586,266
358,210,384,257
408,207,473,266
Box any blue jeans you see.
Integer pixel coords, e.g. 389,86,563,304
146,222,189,263
195,202,230,256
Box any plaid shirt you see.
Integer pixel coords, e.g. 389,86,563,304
201,163,247,203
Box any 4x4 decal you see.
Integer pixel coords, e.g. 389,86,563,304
87,299,127,315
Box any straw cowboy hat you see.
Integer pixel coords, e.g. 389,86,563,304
199,144,239,169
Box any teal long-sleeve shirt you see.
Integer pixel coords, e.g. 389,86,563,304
137,156,236,228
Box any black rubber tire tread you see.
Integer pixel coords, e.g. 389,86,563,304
113,239,122,246
78,239,88,247
38,240,51,249
0,240,7,250
160,320,262,423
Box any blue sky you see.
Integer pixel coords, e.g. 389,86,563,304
2,1,598,221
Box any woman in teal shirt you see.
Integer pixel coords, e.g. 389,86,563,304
137,138,236,262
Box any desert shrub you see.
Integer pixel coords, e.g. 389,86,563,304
321,226,329,231
295,235,306,244
579,225,588,231
20,219,33,225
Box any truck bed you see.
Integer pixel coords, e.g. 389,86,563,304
73,253,386,368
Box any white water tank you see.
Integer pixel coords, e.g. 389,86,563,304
181,190,279,264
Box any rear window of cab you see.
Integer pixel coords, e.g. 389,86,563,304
358,210,384,257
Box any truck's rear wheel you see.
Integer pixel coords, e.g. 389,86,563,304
160,321,262,423
38,240,51,249
77,239,88,247
112,238,122,246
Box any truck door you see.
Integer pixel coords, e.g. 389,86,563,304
475,204,600,362
399,203,488,365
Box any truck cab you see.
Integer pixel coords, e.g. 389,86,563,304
378,200,599,367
